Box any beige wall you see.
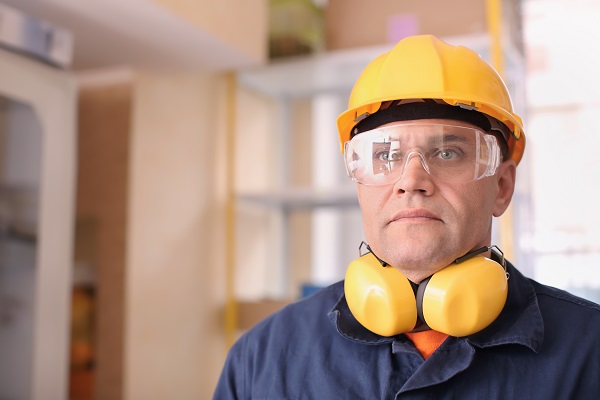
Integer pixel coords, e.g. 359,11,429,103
125,72,227,399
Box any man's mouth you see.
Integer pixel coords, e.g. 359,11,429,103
390,208,442,223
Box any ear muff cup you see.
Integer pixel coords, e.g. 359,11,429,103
344,252,508,337
344,253,417,337
418,257,508,337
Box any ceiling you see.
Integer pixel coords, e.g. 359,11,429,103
0,0,263,72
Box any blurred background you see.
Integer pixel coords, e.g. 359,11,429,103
0,0,599,399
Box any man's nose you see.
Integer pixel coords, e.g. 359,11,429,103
393,151,434,194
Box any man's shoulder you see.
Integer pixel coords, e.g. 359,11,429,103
530,278,600,311
528,278,600,330
271,280,344,319
241,281,344,342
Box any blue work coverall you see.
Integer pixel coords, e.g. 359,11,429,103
214,262,600,399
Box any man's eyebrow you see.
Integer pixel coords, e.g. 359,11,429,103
429,134,470,144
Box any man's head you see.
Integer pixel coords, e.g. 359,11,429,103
337,35,524,282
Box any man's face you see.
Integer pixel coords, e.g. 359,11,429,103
354,119,516,282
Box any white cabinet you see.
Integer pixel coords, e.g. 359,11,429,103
0,46,76,400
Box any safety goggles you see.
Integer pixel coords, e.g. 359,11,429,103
344,122,502,186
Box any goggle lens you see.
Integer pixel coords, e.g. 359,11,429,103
344,123,501,186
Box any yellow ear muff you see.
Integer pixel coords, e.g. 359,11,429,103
419,256,508,337
344,253,417,337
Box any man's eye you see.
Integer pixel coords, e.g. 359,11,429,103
436,149,460,160
376,151,401,162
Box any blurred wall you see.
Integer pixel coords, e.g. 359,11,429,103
76,71,229,399
125,72,228,399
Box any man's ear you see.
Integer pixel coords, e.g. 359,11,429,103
493,160,517,217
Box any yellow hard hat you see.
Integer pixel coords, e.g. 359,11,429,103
336,35,525,165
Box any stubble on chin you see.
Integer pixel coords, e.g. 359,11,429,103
369,225,458,277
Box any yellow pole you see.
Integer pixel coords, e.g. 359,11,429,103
487,0,504,78
486,0,514,260
224,72,238,348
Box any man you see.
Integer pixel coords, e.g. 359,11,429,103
214,35,600,399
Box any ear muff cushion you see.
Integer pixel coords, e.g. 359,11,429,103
421,257,508,337
344,253,417,337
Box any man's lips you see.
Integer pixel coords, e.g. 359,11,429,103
389,208,442,223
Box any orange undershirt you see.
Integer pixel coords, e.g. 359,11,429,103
404,330,449,359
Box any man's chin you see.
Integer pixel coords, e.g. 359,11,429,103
377,246,454,275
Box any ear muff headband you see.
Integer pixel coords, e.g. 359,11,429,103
344,248,508,337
